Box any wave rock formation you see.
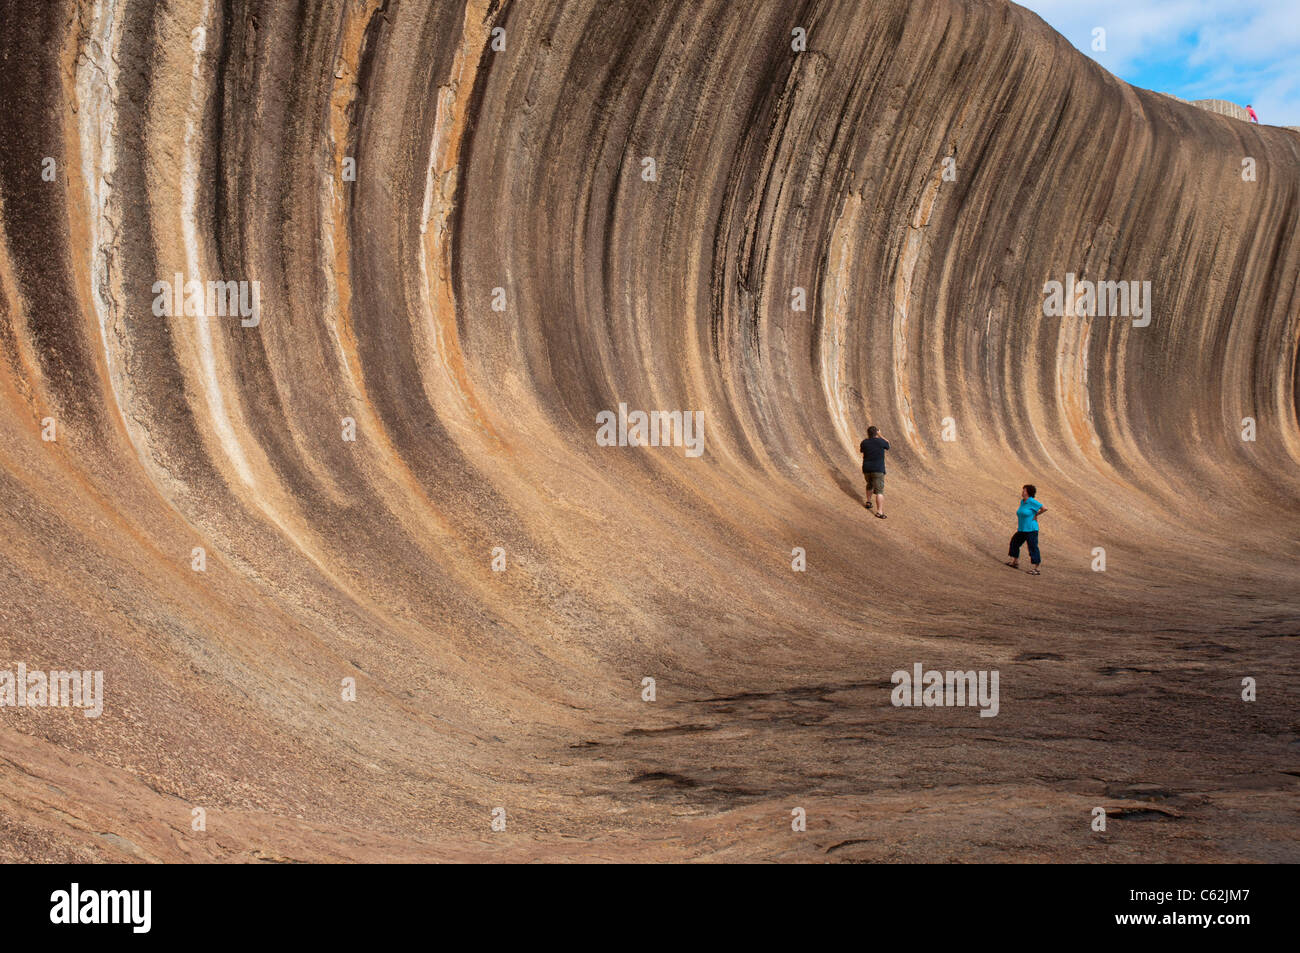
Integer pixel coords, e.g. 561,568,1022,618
1,0,1297,861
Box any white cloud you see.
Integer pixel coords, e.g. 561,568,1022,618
1017,0,1300,124
1017,1,1216,72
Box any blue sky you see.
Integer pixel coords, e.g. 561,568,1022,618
1017,1,1299,126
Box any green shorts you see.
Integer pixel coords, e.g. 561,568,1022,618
864,472,885,494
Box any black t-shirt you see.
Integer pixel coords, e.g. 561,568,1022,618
860,436,889,474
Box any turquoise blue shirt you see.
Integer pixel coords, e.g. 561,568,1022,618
1016,497,1043,532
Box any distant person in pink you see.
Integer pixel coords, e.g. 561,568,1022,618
1246,104,1259,123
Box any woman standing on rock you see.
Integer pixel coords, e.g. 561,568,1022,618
1007,484,1046,574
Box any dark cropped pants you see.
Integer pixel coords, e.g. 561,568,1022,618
1009,530,1040,565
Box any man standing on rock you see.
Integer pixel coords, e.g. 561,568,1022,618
860,426,890,519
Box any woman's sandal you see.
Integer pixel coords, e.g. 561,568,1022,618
1027,569,1041,575
874,512,887,519
1005,561,1019,569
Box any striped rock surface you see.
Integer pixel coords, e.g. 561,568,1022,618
0,0,1297,861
